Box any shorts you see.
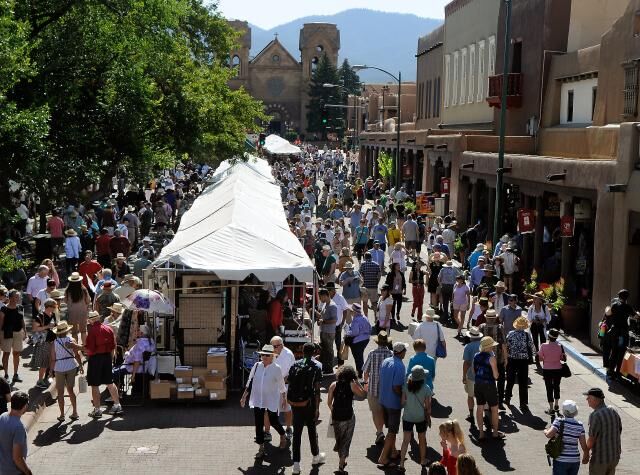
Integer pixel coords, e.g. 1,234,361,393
382,406,401,434
402,420,427,433
474,382,499,407
1,330,24,353
55,369,77,393
464,379,475,397
453,303,469,312
367,393,382,413
366,288,378,306
405,241,418,250
346,297,360,305
87,353,114,387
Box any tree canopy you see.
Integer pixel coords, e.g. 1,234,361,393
306,54,341,139
0,0,266,207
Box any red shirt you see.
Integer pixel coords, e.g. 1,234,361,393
47,216,65,238
78,260,102,287
85,322,115,356
267,299,283,332
95,235,112,256
109,236,131,257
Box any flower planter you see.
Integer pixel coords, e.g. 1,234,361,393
561,304,586,334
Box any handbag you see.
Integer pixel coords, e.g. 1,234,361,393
78,375,88,393
326,422,335,439
545,419,565,459
560,346,572,378
435,324,447,358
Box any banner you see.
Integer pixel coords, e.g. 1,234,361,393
561,215,575,237
416,191,435,215
440,177,451,195
517,208,535,233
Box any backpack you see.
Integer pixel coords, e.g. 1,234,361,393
287,359,318,405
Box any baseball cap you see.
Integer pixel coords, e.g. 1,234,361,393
393,342,409,354
583,387,605,399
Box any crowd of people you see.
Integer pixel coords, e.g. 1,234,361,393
240,147,626,475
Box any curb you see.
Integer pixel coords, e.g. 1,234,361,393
560,337,608,382
23,382,58,434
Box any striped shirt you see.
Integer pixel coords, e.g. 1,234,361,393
588,403,622,464
362,346,393,398
551,417,584,463
53,336,79,373
359,260,381,289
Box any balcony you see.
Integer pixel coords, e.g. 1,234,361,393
487,73,523,109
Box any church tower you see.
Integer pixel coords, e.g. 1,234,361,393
299,23,340,133
228,20,251,87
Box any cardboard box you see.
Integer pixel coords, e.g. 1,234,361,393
203,375,226,390
192,367,210,378
195,388,209,398
177,385,195,399
206,355,227,371
149,380,172,399
209,389,227,400
207,368,226,376
174,366,193,380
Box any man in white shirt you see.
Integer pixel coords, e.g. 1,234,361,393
441,223,457,256
26,265,49,318
497,247,519,292
265,336,296,440
325,282,349,366
412,308,446,359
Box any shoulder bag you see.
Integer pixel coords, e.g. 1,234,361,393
436,323,447,358
545,419,565,459
560,345,572,378
525,332,535,365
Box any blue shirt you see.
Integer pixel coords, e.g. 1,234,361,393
339,270,361,300
463,340,482,382
378,356,406,409
406,352,436,391
372,224,388,244
369,248,385,267
0,413,27,475
470,265,485,287
355,226,369,244
468,250,483,269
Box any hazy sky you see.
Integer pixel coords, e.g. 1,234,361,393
213,0,449,29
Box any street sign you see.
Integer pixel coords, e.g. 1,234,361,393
440,177,450,195
561,215,575,237
517,208,535,233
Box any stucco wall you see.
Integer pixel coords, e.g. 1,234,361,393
442,0,500,127
567,0,630,51
560,78,598,124
538,127,619,159
416,26,444,130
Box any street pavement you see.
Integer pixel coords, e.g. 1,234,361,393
23,299,640,475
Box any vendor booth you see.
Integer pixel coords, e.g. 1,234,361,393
263,134,302,156
146,156,315,402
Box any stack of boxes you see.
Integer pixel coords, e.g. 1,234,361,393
204,347,227,400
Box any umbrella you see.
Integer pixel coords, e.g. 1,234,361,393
123,289,174,314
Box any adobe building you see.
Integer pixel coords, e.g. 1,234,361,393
359,0,640,345
227,21,340,135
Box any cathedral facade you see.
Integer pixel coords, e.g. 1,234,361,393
228,21,340,136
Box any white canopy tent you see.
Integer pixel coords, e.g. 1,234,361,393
154,158,314,282
263,134,301,155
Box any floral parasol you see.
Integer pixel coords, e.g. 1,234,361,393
123,289,174,314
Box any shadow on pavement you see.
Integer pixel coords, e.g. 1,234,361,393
507,407,547,431
32,418,108,447
430,398,452,419
237,443,294,474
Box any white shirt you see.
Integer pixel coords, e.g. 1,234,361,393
499,252,518,274
494,292,507,314
331,293,349,326
528,305,551,325
377,296,393,323
413,320,445,358
26,274,48,298
248,362,286,412
15,204,29,220
275,346,296,380
35,289,52,311
390,250,407,272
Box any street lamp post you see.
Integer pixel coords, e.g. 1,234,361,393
353,65,402,190
494,0,513,245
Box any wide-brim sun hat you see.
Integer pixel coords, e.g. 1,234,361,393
258,344,275,355
87,310,101,322
410,365,427,382
68,272,82,282
465,327,484,339
423,308,439,320
514,316,530,330
480,336,499,352
53,321,73,335
374,331,391,345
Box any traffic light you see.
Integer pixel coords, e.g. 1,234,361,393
321,108,328,126
258,133,266,146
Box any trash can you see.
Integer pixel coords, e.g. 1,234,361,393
33,233,53,262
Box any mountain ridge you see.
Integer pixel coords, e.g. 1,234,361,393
239,9,442,82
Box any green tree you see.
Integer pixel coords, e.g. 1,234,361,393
377,151,394,180
306,54,340,139
3,0,266,209
338,59,361,97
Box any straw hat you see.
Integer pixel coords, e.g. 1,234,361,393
485,309,498,319
480,336,499,352
495,281,506,289
87,310,101,322
423,308,439,320
465,327,484,340
68,272,82,282
107,302,125,314
374,331,391,345
483,264,495,272
533,291,546,302
50,290,65,300
444,260,453,267
258,344,275,355
65,229,78,236
344,261,354,269
547,328,560,339
53,321,74,335
393,342,409,354
514,316,530,330
116,253,125,260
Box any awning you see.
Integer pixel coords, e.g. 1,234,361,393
263,134,301,155
155,157,314,282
